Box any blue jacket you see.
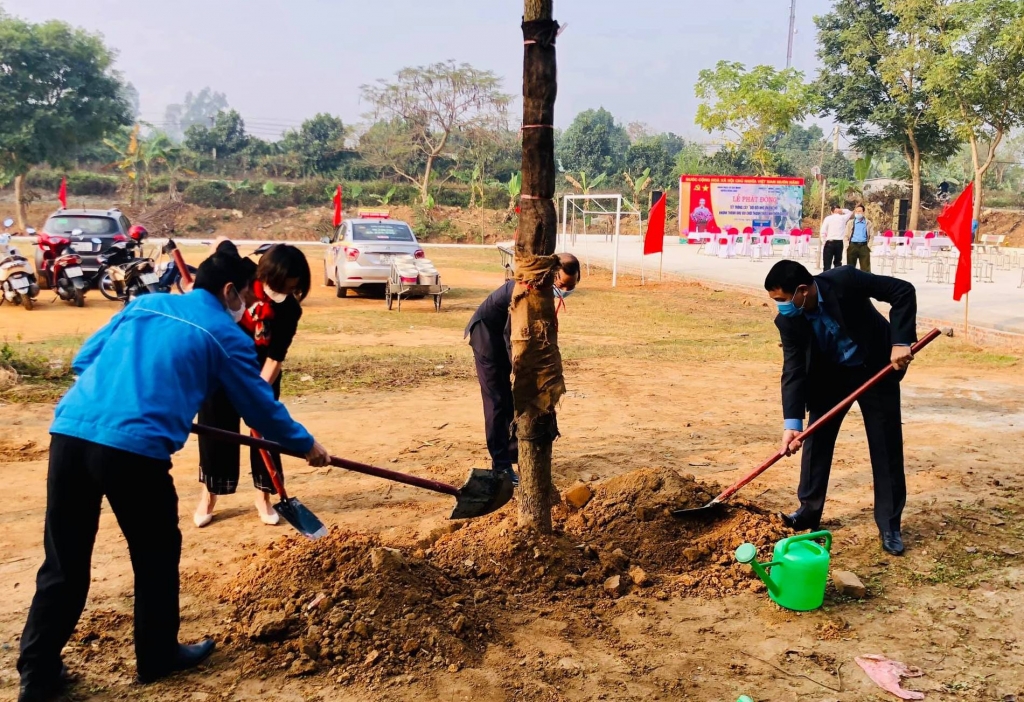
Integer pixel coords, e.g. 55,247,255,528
51,289,314,461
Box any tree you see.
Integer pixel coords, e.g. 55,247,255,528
625,137,676,189
694,61,817,175
360,61,510,204
923,0,1024,224
281,113,348,176
0,11,131,228
184,109,250,159
816,0,959,229
556,108,630,175
513,0,562,532
163,88,229,142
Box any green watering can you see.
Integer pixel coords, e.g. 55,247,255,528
734,530,832,611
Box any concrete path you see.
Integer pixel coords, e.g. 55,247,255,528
559,234,1024,335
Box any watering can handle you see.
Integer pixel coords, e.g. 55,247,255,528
777,530,832,556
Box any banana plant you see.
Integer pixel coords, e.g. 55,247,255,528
370,185,397,206
504,172,522,222
564,170,608,200
623,167,652,211
104,124,144,206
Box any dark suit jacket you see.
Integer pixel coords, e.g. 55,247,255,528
465,280,514,361
776,266,917,419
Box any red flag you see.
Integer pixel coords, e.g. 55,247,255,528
332,185,343,227
58,176,68,209
936,182,973,302
643,192,667,255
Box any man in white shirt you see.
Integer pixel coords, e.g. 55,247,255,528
819,206,852,271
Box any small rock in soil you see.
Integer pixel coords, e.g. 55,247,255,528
832,570,867,598
603,573,633,598
248,611,292,641
629,566,652,587
563,483,594,509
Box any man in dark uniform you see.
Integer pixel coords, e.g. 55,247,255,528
764,260,917,556
465,254,581,484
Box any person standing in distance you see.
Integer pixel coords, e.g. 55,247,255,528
764,260,917,557
843,204,875,271
16,246,330,702
465,254,581,485
819,205,852,271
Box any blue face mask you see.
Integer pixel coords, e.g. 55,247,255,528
776,288,807,317
855,213,865,220
554,286,574,299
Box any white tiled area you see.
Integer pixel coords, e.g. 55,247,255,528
560,234,1024,335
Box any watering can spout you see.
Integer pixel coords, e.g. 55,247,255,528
734,543,781,597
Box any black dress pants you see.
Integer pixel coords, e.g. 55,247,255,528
822,240,844,271
18,434,181,685
469,324,518,471
796,368,906,533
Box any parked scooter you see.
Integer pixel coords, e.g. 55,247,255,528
35,227,89,306
155,239,197,293
0,218,40,309
96,240,163,304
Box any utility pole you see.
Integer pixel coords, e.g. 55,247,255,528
786,0,797,69
833,126,840,154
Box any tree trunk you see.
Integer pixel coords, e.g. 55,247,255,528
421,154,435,205
14,173,30,232
907,148,921,231
512,0,562,533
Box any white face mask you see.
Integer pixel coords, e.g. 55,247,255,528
226,286,245,323
263,285,288,303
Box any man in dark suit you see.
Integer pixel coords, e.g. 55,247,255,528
465,254,581,485
764,260,917,555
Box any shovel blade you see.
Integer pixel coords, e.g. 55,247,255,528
450,469,514,520
671,500,726,520
274,497,328,540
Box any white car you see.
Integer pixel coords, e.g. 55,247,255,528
322,213,425,297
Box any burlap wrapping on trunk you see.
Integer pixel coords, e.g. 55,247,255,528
509,254,565,431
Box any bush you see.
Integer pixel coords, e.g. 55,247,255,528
25,170,119,197
182,180,233,209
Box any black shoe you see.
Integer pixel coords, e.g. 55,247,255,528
881,531,905,556
496,466,519,488
18,666,73,702
136,640,215,684
780,511,820,531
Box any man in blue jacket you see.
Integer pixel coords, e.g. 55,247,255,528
17,247,329,702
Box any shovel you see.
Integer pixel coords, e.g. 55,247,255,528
191,424,515,521
250,428,328,539
672,327,942,521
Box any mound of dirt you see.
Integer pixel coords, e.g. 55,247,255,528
219,468,791,684
220,532,492,684
560,468,790,597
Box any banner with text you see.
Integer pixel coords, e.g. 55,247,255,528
679,175,805,240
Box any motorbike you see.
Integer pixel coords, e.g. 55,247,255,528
0,219,40,310
36,227,89,306
96,240,164,304
155,239,197,293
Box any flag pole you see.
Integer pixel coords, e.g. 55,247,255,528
659,250,664,281
641,250,645,285
958,290,966,335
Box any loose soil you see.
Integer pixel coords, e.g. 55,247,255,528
1,247,1022,701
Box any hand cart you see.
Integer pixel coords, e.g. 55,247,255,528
497,242,515,281
385,256,450,312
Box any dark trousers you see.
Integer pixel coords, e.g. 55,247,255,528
823,240,844,271
796,369,906,533
846,242,871,272
18,435,181,685
197,386,281,495
470,324,518,471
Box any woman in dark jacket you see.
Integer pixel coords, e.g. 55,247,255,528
193,243,312,527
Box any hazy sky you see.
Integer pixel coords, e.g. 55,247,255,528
6,0,835,140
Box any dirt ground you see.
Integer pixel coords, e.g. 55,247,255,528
1,246,1023,701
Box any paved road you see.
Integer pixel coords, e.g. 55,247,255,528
559,234,1024,335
